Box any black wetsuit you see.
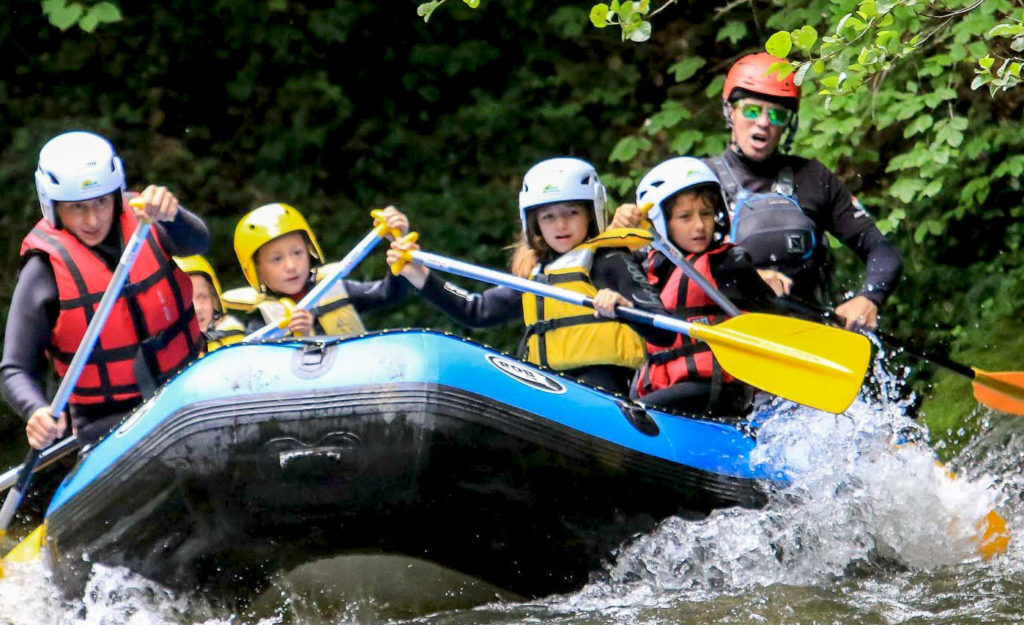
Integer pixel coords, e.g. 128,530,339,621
1,209,210,445
415,248,674,394
633,244,778,415
712,149,902,306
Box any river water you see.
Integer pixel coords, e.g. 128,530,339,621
1,355,1021,625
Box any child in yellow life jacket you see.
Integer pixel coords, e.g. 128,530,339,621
387,157,674,394
631,157,776,415
173,255,245,352
232,203,410,336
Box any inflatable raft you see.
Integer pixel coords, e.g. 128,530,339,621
42,329,783,601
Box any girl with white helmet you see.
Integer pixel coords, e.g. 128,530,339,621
631,156,777,415
1,131,210,450
387,156,673,394
230,202,411,337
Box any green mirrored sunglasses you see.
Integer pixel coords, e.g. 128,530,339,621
738,102,793,126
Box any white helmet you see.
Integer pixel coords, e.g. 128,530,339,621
518,157,607,238
35,131,126,226
636,157,725,240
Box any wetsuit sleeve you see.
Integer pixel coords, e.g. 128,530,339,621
153,206,211,257
839,227,903,306
591,249,676,346
713,246,778,313
416,271,521,328
0,256,60,421
341,272,411,314
817,165,903,306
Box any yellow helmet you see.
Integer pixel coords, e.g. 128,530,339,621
174,254,226,312
233,203,324,290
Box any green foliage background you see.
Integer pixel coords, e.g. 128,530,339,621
3,0,1023,458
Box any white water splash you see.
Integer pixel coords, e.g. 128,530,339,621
563,352,1007,611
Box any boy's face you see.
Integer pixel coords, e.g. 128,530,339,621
667,193,716,254
189,274,216,331
255,231,311,296
55,193,116,247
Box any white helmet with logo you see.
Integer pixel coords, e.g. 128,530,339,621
35,131,126,226
636,157,724,240
518,157,607,238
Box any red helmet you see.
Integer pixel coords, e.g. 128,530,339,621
722,52,801,102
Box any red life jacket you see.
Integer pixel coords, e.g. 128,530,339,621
634,245,735,398
20,208,201,406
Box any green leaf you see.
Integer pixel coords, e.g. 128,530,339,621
979,56,995,70
463,0,480,7
903,114,932,138
590,4,609,28
669,129,704,154
876,30,897,49
668,56,705,82
972,74,991,90
41,0,65,15
417,0,442,21
717,20,747,45
628,20,652,43
646,101,692,134
609,136,652,162
48,2,83,30
766,31,792,58
793,25,818,51
1012,36,1024,52
704,75,725,99
988,23,1021,38
80,2,121,30
889,177,925,203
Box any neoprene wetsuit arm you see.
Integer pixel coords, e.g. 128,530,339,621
842,227,903,306
591,250,676,347
417,271,522,328
342,272,412,314
154,206,211,257
0,256,60,421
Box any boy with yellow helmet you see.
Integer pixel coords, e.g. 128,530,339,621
173,255,246,352
232,202,409,336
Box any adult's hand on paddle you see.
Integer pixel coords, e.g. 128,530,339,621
26,406,67,451
387,236,429,289
609,203,644,229
132,185,180,222
835,295,878,330
592,289,631,318
373,206,409,240
757,269,794,297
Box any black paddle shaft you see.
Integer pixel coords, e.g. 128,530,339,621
776,296,977,380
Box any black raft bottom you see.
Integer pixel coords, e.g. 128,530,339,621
47,383,764,602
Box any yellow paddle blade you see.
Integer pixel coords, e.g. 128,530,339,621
975,509,1010,560
691,312,872,414
0,524,46,576
972,370,1024,416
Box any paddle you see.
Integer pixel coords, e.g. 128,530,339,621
390,234,871,414
0,208,154,568
239,209,402,341
775,296,1024,417
632,212,1010,560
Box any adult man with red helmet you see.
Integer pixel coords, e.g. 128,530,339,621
711,52,902,329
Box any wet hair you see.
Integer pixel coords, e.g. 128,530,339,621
663,184,724,219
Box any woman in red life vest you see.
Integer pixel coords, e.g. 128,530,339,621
1,131,209,449
631,157,777,416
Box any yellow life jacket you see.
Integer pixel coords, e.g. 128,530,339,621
204,314,246,353
520,228,651,371
255,263,367,337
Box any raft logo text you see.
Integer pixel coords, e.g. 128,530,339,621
485,354,567,394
